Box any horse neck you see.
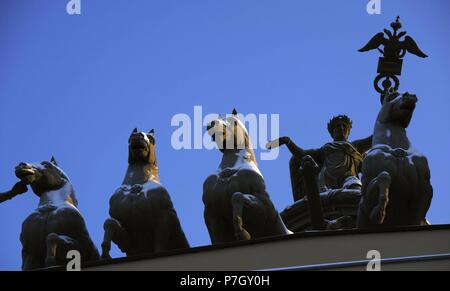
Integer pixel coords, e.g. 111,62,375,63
122,163,159,185
220,148,257,170
373,120,411,150
38,181,76,207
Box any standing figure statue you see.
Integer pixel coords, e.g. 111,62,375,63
101,128,189,259
203,109,292,244
7,158,99,270
267,115,372,231
357,91,433,228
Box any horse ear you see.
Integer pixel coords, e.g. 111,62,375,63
232,108,238,115
50,156,58,166
149,129,155,136
132,128,138,134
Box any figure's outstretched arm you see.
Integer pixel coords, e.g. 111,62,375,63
0,181,28,204
352,135,373,154
0,192,14,204
267,137,322,162
266,137,306,158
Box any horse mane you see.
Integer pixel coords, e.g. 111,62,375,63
227,115,258,166
43,161,79,207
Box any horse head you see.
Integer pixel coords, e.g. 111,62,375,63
378,91,418,129
14,157,78,206
128,128,157,164
125,128,159,183
206,109,257,165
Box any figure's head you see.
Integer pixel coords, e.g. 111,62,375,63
128,128,157,165
379,91,418,128
327,115,352,141
206,109,252,152
14,157,75,202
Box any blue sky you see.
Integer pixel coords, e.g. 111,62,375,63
0,0,449,270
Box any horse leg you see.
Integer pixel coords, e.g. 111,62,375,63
45,233,80,267
21,249,41,270
289,155,304,201
411,159,433,225
367,171,391,224
204,206,230,244
153,211,178,252
45,233,61,267
231,192,266,241
102,218,130,259
101,219,113,259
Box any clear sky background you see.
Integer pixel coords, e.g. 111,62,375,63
0,0,449,270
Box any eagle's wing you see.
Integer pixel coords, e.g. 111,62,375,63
358,32,386,52
402,36,428,58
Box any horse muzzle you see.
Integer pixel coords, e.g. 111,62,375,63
15,165,37,184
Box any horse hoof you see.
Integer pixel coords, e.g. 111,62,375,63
101,253,112,260
235,230,251,241
101,244,112,260
326,216,356,230
45,257,57,267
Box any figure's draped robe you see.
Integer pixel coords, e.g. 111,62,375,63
288,136,371,200
318,142,363,192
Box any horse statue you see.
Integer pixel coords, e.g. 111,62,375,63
12,157,99,270
101,128,189,258
357,91,433,228
203,109,292,244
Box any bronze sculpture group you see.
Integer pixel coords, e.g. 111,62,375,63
0,18,434,270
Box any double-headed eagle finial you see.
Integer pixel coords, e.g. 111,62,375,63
359,17,428,100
